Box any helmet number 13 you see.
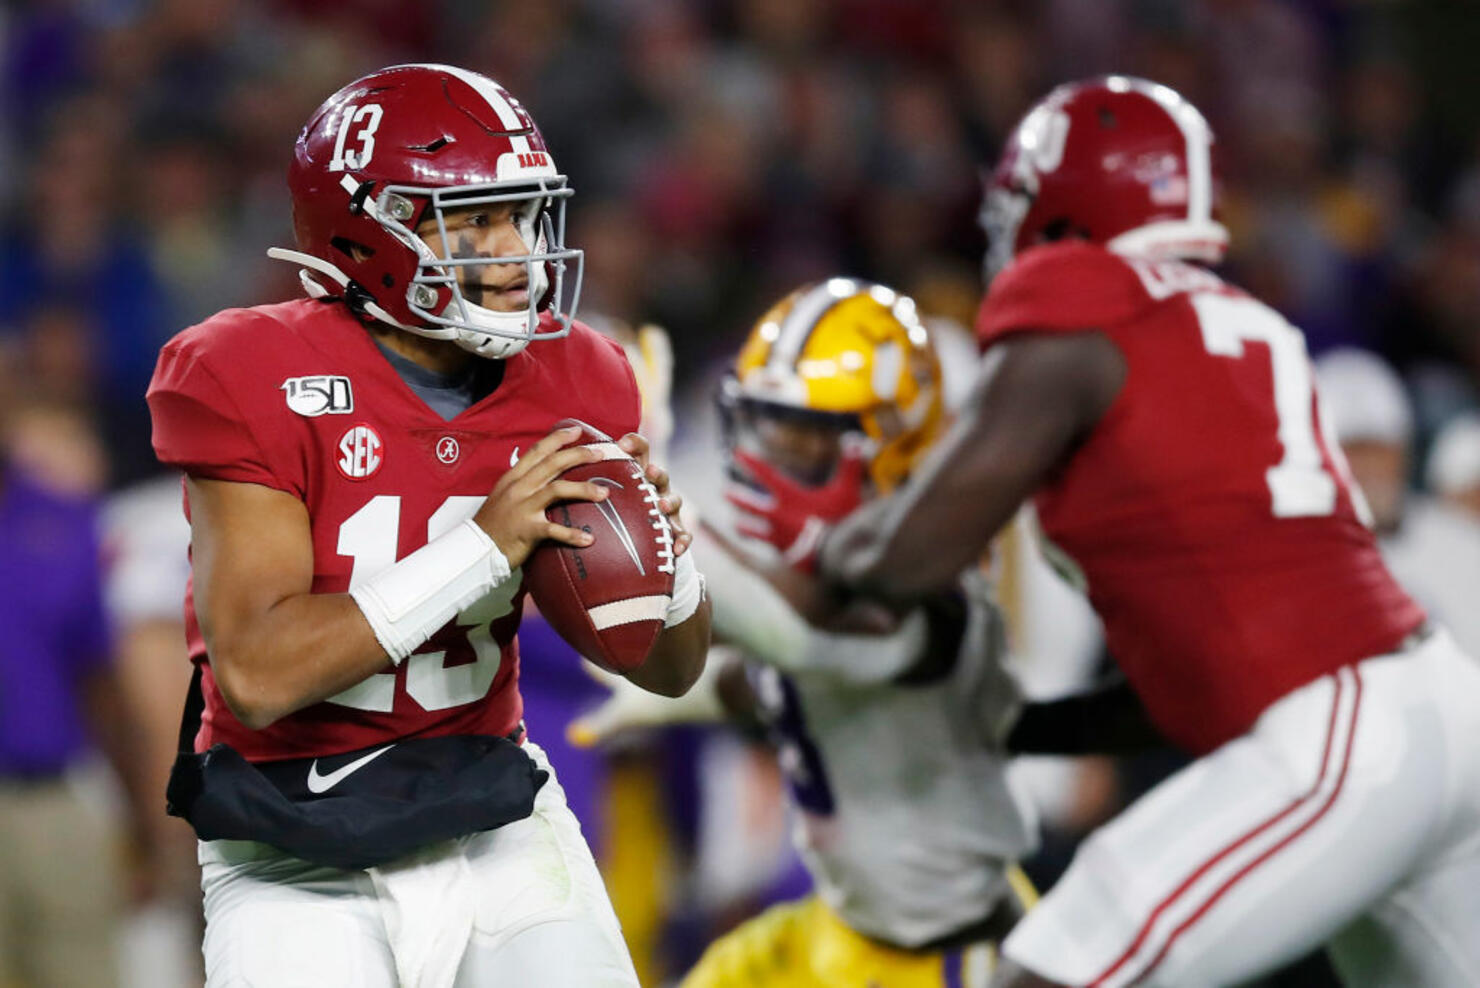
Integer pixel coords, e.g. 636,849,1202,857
328,103,384,172
1192,293,1355,520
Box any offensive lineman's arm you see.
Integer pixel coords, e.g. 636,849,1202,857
819,332,1126,603
191,426,605,729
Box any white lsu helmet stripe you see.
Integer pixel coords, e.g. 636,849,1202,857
770,277,862,371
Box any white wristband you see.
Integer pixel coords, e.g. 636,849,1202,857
349,518,512,664
664,548,706,628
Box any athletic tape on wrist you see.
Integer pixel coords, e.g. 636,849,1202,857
350,519,512,663
664,548,706,628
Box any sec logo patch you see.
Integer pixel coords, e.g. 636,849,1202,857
337,424,383,479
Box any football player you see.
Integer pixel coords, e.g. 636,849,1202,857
701,282,1041,988
741,78,1480,987
146,64,710,987
577,282,1153,987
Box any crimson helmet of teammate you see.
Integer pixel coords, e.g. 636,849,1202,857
272,63,582,359
981,75,1230,279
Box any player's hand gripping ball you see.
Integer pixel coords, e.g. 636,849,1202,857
523,419,677,673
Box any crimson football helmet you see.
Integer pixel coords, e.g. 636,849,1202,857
269,63,582,359
981,75,1229,280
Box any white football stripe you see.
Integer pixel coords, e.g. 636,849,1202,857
588,595,671,630
771,279,855,370
582,442,631,462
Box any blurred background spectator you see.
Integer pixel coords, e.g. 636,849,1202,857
6,1,1480,984
0,383,161,988
1428,412,1480,520
4,0,1480,484
1316,348,1480,663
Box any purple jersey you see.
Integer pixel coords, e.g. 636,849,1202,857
0,465,112,775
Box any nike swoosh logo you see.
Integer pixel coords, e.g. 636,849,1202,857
591,477,646,575
510,446,520,467
306,744,394,794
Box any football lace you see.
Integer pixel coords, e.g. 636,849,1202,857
634,463,677,575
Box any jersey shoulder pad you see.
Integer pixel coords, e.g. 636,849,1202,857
976,242,1152,348
147,306,305,494
535,317,643,440
156,302,319,377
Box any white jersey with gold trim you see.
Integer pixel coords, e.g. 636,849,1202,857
708,542,1037,948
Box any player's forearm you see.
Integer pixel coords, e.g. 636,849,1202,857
623,597,711,697
822,335,1123,602
819,380,1018,600
206,593,393,729
819,489,978,601
819,425,1022,601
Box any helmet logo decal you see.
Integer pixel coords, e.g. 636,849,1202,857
590,477,647,575
328,104,384,172
282,375,354,416
337,424,384,479
1013,105,1070,186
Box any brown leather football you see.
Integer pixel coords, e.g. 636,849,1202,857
523,419,677,673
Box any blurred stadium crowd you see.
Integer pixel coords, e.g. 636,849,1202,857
3,1,1480,986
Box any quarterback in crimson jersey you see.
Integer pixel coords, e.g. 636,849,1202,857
148,64,708,988
746,77,1480,986
150,298,645,760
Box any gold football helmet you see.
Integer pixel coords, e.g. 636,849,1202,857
723,278,944,494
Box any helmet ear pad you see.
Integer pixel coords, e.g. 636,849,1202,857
538,257,557,310
529,206,558,311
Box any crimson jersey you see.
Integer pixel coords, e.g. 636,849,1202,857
977,242,1424,753
148,299,641,762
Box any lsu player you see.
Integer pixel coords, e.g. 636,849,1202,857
581,280,1040,987
146,64,709,986
742,77,1480,986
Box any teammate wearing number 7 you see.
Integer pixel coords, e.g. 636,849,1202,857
742,77,1480,986
146,64,708,986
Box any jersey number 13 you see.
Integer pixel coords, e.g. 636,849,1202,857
331,495,512,713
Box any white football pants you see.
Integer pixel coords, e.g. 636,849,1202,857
1004,628,1480,987
196,742,638,988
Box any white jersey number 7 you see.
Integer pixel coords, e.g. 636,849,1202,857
1191,293,1360,521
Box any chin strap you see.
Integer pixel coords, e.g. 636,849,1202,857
265,245,530,360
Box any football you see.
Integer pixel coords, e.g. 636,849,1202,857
523,419,677,673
